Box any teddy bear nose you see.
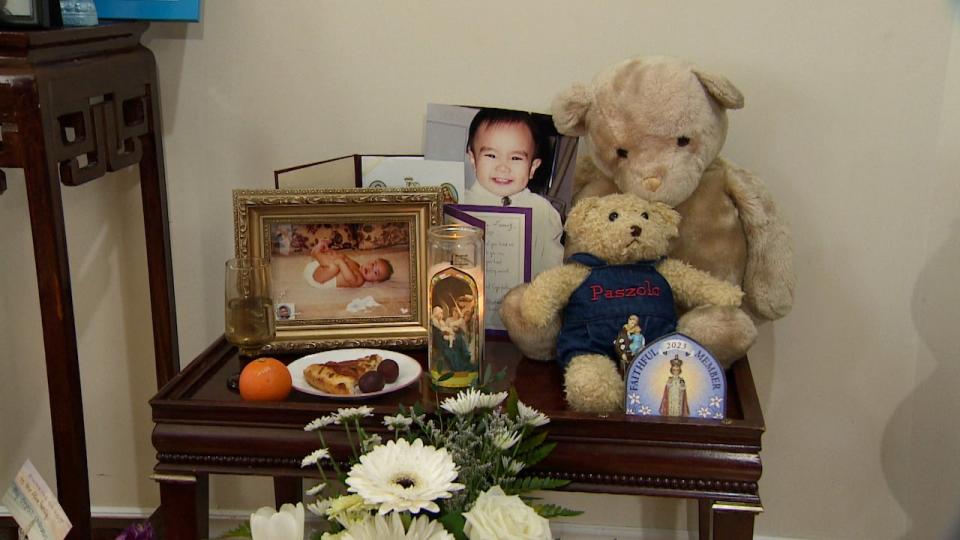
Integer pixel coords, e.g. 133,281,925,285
631,225,642,237
642,176,662,192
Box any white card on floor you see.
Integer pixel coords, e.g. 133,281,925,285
1,460,71,540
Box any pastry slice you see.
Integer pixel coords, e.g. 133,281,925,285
303,354,384,395
303,363,355,395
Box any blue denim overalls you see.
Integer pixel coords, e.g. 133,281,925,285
556,253,677,368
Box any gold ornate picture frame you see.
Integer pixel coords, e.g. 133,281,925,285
233,187,444,353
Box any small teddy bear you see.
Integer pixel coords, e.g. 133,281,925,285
501,193,743,413
551,56,795,363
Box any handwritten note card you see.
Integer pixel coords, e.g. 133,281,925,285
446,205,531,333
2,461,71,540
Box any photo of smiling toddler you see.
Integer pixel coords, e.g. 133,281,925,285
463,108,564,278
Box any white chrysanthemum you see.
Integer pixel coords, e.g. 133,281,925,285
440,388,484,416
361,433,383,452
305,415,338,431
341,512,454,540
306,498,331,517
305,482,327,496
493,430,522,450
382,414,413,430
502,456,525,475
476,391,508,409
336,406,375,423
346,438,464,514
517,402,550,427
440,389,506,416
301,448,331,468
325,494,375,528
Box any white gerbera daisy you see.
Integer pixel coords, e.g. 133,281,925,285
517,401,550,427
341,512,454,540
336,406,375,423
301,448,330,468
346,438,464,514
305,415,338,431
305,482,327,496
382,414,413,430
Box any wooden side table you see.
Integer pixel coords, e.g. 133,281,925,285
0,22,179,540
152,339,764,539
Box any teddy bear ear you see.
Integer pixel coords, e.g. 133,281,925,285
692,68,745,110
551,82,594,136
567,196,601,224
651,202,682,230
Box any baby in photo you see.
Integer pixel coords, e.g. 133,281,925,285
464,108,564,278
304,238,393,288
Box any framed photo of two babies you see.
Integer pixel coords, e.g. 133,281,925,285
233,187,445,353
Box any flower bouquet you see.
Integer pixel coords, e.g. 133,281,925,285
228,388,579,540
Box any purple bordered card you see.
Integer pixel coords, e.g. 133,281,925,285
624,332,727,420
444,204,532,336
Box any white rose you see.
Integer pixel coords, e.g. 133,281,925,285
250,502,304,540
463,486,551,540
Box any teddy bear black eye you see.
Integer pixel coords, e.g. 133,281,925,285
677,136,690,147
608,212,619,221
616,148,629,158
641,212,649,220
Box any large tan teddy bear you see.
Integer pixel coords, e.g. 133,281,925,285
550,55,795,363
503,194,743,413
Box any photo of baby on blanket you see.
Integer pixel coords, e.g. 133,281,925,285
305,238,394,289
270,221,412,321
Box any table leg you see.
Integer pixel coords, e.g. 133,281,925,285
698,499,712,540
273,477,303,508
710,501,762,540
22,110,91,540
137,127,180,387
155,474,209,540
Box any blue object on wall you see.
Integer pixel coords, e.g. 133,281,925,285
93,0,200,21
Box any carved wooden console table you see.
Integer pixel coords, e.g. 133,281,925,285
151,339,764,539
0,23,179,540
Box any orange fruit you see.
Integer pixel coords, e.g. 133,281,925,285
238,357,292,401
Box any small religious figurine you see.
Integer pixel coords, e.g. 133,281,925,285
614,314,646,374
659,356,690,417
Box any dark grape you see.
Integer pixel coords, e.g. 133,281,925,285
377,359,400,383
358,371,385,393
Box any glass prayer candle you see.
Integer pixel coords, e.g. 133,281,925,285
427,224,484,388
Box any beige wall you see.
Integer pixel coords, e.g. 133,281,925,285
3,1,959,538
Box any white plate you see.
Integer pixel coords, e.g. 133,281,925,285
288,348,422,399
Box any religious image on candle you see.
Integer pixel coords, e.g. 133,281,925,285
427,224,484,387
429,268,481,383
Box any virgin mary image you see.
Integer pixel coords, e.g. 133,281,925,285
659,356,690,417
